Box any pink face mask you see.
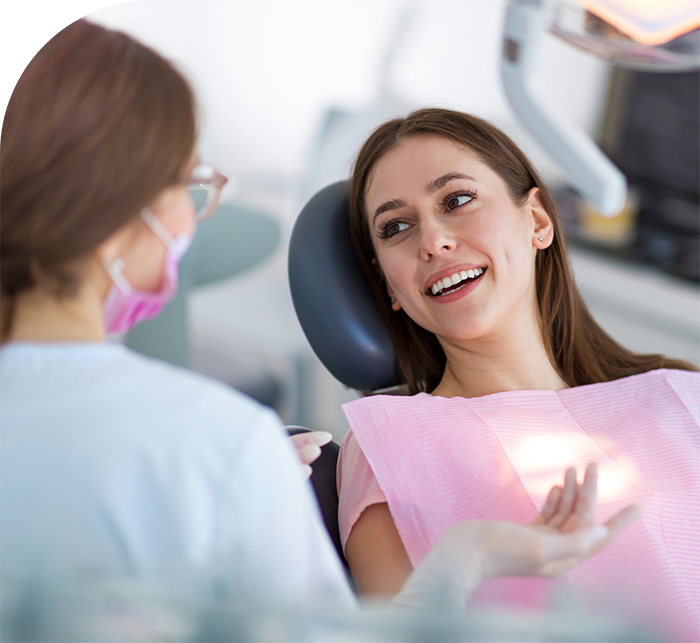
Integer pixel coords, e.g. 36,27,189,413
102,209,193,335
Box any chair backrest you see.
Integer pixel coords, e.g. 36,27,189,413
288,181,400,392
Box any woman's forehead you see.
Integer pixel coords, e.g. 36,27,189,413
365,137,487,199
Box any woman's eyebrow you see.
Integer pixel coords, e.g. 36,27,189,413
372,172,477,224
425,172,477,194
373,198,405,224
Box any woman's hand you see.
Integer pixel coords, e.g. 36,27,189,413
480,462,643,579
394,463,643,608
287,428,333,479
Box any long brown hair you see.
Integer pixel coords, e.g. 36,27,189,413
1,19,197,341
349,108,697,394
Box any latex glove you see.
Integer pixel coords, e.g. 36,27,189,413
287,429,333,479
393,463,643,608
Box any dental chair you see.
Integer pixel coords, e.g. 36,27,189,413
287,181,402,578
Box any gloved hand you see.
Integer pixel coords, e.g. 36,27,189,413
287,428,333,479
393,463,643,608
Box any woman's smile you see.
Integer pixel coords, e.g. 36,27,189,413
426,266,486,297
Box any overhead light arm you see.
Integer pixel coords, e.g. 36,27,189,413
502,0,627,215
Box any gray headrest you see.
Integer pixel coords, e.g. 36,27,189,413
288,181,399,391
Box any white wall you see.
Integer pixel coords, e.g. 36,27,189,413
80,0,609,192
4,1,696,437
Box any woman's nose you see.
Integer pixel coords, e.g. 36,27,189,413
419,219,456,260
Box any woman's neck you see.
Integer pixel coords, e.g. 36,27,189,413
431,324,568,399
8,281,107,344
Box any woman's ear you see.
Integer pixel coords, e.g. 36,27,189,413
95,229,126,265
528,187,553,249
385,282,402,311
95,216,142,265
374,257,401,311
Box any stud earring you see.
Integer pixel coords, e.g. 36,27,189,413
538,237,544,242
390,296,396,304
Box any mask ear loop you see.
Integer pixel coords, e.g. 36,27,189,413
141,208,175,247
102,257,132,294
102,208,175,295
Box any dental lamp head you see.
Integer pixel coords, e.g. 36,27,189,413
502,0,700,216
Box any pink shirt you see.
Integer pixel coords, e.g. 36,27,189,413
337,430,387,551
338,369,699,642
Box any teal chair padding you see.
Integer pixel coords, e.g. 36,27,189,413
125,202,280,366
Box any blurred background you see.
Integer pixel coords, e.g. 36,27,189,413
3,0,698,440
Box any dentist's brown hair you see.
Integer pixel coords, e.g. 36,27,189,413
348,108,696,394
1,19,197,341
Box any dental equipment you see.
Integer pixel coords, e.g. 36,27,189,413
502,0,700,216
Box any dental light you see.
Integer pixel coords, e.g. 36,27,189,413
502,0,700,216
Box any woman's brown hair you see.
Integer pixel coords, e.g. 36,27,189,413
1,19,197,341
349,108,697,394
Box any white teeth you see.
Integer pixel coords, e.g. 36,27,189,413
430,267,485,296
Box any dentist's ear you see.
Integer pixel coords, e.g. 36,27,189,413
528,188,553,249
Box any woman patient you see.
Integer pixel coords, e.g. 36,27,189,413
338,108,699,640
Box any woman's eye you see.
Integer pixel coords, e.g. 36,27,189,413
446,194,474,211
380,220,410,238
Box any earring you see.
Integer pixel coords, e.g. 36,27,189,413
390,296,396,304
538,237,544,242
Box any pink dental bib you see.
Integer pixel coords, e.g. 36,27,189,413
341,369,699,642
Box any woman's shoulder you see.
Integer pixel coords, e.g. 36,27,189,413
566,368,699,396
650,367,699,381
343,391,432,412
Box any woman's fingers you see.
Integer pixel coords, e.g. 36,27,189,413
546,467,578,528
537,463,600,532
557,462,598,531
586,504,644,555
574,462,598,522
531,484,561,525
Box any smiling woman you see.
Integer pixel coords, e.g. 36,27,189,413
338,108,700,641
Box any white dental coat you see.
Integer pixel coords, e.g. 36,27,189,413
0,342,354,607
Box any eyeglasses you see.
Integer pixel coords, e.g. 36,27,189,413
187,163,228,221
